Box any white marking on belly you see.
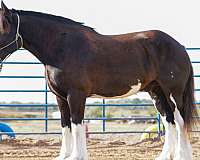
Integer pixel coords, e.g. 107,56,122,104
91,82,141,99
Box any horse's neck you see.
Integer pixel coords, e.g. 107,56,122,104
20,15,56,65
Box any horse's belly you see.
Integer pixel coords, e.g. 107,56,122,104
91,82,141,99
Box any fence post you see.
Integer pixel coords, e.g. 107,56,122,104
102,99,106,132
157,113,161,137
45,82,48,132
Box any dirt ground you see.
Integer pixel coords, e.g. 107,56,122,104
0,135,200,160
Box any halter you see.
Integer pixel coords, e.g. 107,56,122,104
0,14,23,71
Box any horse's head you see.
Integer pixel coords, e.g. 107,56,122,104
0,1,23,70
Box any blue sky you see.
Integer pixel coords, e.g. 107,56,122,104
1,0,200,103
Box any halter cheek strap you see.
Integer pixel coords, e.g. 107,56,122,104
0,13,23,71
0,14,23,51
15,14,23,49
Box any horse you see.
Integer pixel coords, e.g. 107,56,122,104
0,2,198,160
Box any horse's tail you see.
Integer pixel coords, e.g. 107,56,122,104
182,64,198,131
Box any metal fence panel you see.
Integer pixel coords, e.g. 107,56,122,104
0,48,199,136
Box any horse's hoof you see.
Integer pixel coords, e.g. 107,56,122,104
64,157,86,160
174,149,192,160
54,157,64,160
53,157,60,160
174,155,192,160
64,157,79,160
155,154,171,160
155,158,171,160
53,155,69,160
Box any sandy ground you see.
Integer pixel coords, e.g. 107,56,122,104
0,135,200,160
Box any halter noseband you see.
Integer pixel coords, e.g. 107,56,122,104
0,13,23,71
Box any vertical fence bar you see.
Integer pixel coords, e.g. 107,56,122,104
44,82,48,132
102,99,106,132
157,113,161,137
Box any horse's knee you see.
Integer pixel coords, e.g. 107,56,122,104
56,96,71,128
67,89,86,124
71,116,83,125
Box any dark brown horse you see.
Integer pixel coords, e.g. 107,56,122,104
0,2,197,160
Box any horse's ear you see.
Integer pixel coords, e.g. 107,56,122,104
0,1,11,33
1,1,11,19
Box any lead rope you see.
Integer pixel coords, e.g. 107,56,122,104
0,13,23,71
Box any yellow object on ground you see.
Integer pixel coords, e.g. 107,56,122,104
140,124,164,141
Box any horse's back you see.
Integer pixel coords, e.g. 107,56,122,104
87,30,191,93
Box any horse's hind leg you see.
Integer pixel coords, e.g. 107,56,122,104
149,87,176,160
66,89,88,160
169,94,192,160
156,82,192,160
55,96,73,160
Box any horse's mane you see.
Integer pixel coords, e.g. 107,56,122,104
12,9,94,31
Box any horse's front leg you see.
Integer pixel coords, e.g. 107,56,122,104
54,96,73,160
66,89,88,160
